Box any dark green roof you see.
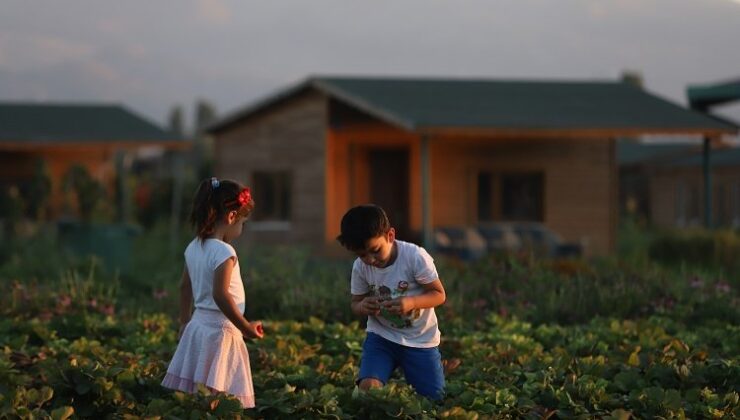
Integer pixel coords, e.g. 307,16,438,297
0,103,180,143
617,140,740,168
617,141,699,165
687,78,740,109
666,146,740,168
210,76,738,135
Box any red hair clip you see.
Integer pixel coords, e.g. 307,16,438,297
237,188,252,207
225,187,253,215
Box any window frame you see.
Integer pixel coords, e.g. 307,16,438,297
477,170,545,223
249,170,292,228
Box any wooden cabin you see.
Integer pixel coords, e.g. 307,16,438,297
620,141,740,228
0,103,186,219
208,77,736,255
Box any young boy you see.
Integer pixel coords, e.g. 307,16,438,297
337,204,446,400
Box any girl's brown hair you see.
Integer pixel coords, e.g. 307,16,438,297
190,177,255,240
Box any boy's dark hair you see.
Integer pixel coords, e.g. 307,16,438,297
190,177,255,240
337,204,391,250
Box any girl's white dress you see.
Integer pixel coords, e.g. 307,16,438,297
161,238,255,408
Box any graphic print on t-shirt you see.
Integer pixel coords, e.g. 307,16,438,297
370,280,422,328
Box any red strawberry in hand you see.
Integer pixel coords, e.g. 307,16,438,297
256,323,264,336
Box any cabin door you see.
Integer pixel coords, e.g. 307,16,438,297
369,149,410,240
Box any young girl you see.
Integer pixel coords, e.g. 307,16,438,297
162,177,264,408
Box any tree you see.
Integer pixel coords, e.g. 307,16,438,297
26,159,52,221
168,105,185,137
63,164,106,223
193,99,218,179
194,99,217,135
0,185,24,239
621,69,643,88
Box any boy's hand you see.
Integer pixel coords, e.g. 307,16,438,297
361,296,381,316
244,321,265,339
382,297,414,315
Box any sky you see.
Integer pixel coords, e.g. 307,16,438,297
1,0,739,130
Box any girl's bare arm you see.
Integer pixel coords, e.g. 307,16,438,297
178,265,193,325
212,258,264,339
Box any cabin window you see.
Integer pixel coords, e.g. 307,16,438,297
675,183,687,226
477,173,493,221
675,182,701,227
251,171,291,222
715,184,726,227
478,172,544,222
733,182,740,228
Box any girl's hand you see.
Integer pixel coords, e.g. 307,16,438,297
361,296,381,316
382,297,414,315
245,321,264,339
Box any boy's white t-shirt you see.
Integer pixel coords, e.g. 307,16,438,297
184,238,246,313
350,240,441,348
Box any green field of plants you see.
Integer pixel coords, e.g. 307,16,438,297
0,225,738,418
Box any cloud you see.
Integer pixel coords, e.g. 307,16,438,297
0,34,94,70
195,0,232,25
0,0,739,125
94,18,126,36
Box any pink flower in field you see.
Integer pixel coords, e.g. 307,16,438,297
522,300,535,309
38,310,53,322
100,304,115,316
715,282,731,294
689,276,704,289
12,281,29,301
153,289,169,300
472,299,487,309
88,298,97,308
651,296,675,311
58,294,72,308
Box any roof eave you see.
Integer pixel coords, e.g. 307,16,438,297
205,76,739,137
687,79,740,108
206,79,314,134
417,126,737,139
310,78,417,131
0,139,191,151
206,77,420,134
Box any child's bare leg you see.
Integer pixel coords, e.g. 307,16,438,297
358,378,383,390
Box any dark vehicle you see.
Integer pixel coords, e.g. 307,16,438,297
435,222,581,259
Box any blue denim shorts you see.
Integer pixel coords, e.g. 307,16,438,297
358,332,445,400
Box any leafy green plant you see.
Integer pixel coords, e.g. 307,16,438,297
25,159,52,221
0,300,737,418
1,222,738,417
62,164,107,222
649,228,740,276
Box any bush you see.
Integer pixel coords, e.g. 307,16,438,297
649,229,740,276
0,222,737,418
62,165,107,222
2,222,737,328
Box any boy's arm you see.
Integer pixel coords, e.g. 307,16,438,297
351,293,380,317
382,279,446,315
350,261,380,317
383,247,446,315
